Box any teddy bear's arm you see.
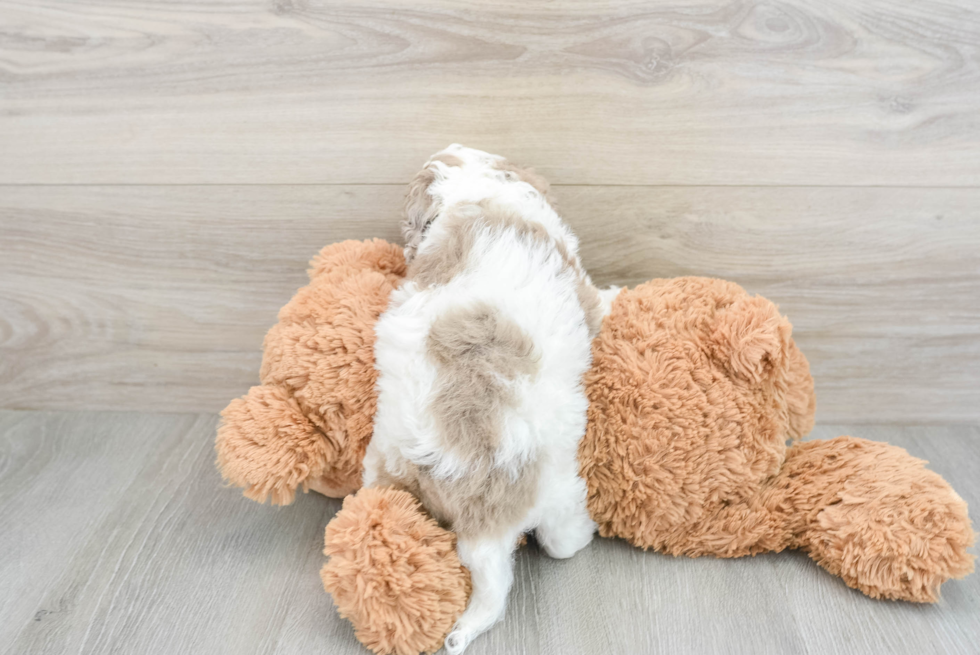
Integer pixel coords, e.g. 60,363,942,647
216,384,339,505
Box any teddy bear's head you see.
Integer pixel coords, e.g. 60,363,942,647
579,276,816,553
216,239,406,504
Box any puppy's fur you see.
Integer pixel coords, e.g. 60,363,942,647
363,145,601,654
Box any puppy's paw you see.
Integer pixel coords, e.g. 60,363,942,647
444,627,473,655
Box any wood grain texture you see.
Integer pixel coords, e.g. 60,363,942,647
2,185,978,421
1,0,979,185
0,411,977,655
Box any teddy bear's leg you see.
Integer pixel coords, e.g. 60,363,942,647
764,436,975,602
322,486,471,655
445,528,523,655
216,384,344,505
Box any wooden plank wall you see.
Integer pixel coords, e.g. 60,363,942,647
1,0,979,421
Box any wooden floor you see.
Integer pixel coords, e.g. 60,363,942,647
0,410,977,655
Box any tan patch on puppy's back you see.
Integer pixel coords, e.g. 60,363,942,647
399,154,462,262
427,301,538,460
431,153,464,168
402,166,438,262
494,160,552,198
476,198,550,244
418,301,542,538
418,460,541,538
375,461,422,498
374,454,541,539
408,204,479,289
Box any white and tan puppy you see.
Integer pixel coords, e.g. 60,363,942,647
363,144,605,654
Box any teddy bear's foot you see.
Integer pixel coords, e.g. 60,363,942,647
322,486,471,655
774,436,975,602
216,384,335,505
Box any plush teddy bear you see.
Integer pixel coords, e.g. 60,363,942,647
216,238,974,655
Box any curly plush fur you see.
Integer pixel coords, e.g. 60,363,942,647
769,437,974,602
322,486,471,655
216,239,405,504
579,276,815,553
578,277,974,602
217,239,974,655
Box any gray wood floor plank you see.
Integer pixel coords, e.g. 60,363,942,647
2,185,978,422
0,411,357,655
0,412,976,655
2,1,980,185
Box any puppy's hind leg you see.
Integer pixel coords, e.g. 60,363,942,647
535,470,596,559
444,530,520,655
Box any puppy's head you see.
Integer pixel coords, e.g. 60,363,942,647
401,144,553,262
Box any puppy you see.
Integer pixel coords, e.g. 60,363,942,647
363,144,603,654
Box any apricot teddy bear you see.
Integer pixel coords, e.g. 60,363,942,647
216,238,974,655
